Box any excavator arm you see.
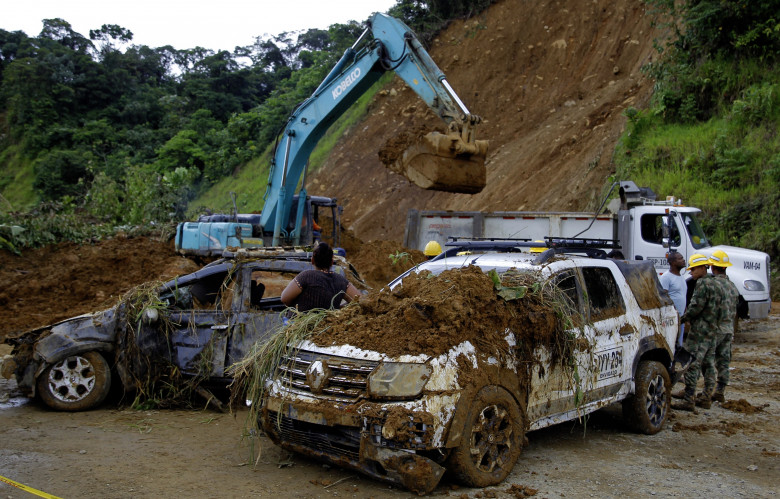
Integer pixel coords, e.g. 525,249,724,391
261,13,488,245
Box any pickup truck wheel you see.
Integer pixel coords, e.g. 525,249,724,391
448,386,524,487
37,352,112,411
623,360,670,435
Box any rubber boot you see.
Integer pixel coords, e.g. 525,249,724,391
671,387,687,399
711,383,726,403
695,392,712,409
672,389,695,411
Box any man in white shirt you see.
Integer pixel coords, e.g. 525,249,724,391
659,251,687,346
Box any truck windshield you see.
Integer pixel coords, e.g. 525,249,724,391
681,212,709,249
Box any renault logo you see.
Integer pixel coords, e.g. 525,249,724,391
306,360,330,394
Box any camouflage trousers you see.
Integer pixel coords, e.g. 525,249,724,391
701,333,732,391
683,329,718,394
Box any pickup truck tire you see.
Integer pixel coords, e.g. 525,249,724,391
623,360,670,435
448,386,524,487
37,352,112,411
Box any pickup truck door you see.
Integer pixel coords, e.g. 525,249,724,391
167,273,236,378
225,267,288,370
526,268,586,426
526,264,635,429
576,264,634,404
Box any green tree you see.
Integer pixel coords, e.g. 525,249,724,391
644,0,780,122
89,24,133,58
33,149,91,200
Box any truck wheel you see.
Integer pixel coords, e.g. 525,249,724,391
37,352,112,411
623,360,670,435
448,386,524,487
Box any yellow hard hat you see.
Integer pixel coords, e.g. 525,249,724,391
687,253,711,270
424,240,442,256
709,249,732,267
530,240,546,253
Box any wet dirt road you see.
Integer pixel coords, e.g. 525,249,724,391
1,312,778,498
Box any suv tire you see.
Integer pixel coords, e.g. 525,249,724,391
623,360,670,435
37,352,112,411
448,386,525,487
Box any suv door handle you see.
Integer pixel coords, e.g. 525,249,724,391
211,324,229,330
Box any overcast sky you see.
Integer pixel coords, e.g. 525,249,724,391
2,0,399,52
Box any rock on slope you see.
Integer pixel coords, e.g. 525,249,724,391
310,0,659,243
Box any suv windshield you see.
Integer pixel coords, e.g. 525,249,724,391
681,212,709,249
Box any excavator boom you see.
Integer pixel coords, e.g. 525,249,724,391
259,13,488,244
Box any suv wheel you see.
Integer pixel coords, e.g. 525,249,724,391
448,386,525,487
37,352,112,411
623,360,670,434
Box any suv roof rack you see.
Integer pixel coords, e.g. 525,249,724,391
437,236,622,262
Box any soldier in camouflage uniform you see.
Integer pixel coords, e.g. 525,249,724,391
673,254,725,412
704,249,740,404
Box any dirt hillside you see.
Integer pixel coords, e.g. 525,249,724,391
310,0,658,242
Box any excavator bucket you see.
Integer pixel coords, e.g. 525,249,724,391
380,130,488,194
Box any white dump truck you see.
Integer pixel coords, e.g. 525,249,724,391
404,181,771,318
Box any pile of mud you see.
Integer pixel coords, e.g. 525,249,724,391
722,399,766,414
311,265,563,358
347,239,425,290
0,236,198,338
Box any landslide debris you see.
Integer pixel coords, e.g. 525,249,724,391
0,236,198,338
311,265,571,359
348,239,425,289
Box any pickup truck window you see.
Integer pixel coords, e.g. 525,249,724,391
552,270,584,326
615,260,672,310
581,267,626,321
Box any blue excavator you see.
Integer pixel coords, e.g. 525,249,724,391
176,13,488,256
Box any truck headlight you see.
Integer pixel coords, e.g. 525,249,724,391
743,280,765,292
367,363,431,399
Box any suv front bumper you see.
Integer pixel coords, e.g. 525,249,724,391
261,395,450,494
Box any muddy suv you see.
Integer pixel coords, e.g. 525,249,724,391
259,240,679,493
2,249,361,411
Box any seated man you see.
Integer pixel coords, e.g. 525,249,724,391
281,242,360,312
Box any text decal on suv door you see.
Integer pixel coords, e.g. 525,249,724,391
597,347,624,380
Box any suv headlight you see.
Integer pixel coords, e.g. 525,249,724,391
367,363,431,399
743,280,765,292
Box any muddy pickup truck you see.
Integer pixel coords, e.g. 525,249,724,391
258,239,681,494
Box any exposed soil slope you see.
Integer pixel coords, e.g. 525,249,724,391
310,0,659,242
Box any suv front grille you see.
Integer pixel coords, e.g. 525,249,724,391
276,349,378,402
